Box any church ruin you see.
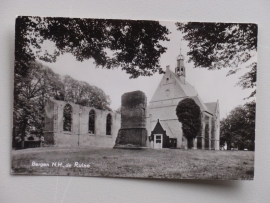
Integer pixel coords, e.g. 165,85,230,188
43,98,120,147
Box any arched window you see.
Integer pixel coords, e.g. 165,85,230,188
106,114,112,135
89,110,95,134
63,104,72,132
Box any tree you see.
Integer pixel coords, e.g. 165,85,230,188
15,16,170,79
62,75,111,110
13,61,63,147
220,101,255,150
176,98,201,148
115,107,121,114
176,22,258,98
13,61,111,148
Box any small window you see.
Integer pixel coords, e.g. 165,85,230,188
165,89,170,97
63,104,72,132
89,110,95,134
155,135,162,143
106,114,112,135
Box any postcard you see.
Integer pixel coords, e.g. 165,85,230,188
11,16,257,180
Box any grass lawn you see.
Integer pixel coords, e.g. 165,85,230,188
11,147,254,180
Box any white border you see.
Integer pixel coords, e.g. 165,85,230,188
1,0,269,202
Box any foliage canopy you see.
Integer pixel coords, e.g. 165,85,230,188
15,16,170,79
176,98,201,141
220,101,256,150
176,22,258,98
13,61,110,146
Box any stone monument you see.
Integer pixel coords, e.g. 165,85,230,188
113,91,147,149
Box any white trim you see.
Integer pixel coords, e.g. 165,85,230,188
154,134,163,149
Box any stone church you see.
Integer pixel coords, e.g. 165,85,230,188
145,52,220,150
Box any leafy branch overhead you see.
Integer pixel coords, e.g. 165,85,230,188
176,22,258,98
16,16,170,78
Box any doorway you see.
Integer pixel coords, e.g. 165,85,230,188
154,134,163,149
170,138,177,148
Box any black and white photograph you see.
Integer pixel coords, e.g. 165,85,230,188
11,16,257,180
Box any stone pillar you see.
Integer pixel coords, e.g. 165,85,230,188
114,91,148,149
202,137,205,150
192,137,197,149
201,121,205,150
44,98,57,146
216,140,220,150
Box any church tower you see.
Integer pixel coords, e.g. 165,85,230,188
175,48,186,83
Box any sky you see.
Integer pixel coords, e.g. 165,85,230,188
38,20,256,119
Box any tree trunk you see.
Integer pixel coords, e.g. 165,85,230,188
21,118,28,149
187,138,194,149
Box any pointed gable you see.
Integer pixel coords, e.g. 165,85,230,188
205,102,218,115
151,119,166,135
171,70,198,97
150,67,198,103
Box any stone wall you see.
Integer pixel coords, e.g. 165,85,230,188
120,91,147,128
44,98,120,148
114,91,147,148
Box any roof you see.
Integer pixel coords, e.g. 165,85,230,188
149,68,198,103
151,119,166,134
170,69,198,97
205,102,218,115
149,67,218,116
159,120,182,138
190,95,210,113
159,121,174,136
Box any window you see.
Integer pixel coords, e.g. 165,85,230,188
176,67,180,75
165,89,170,97
63,104,72,132
106,114,112,135
88,110,95,134
156,135,161,143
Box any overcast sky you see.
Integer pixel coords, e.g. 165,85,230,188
38,20,256,119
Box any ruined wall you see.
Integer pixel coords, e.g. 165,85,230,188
114,91,147,148
120,91,147,128
44,99,57,145
44,98,120,147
